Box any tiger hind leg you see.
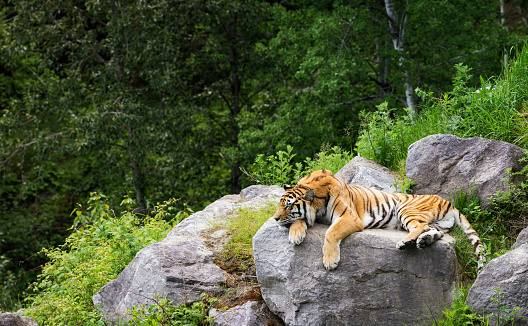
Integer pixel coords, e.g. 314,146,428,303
416,229,444,248
396,221,430,250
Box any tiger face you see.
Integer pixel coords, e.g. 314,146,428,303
273,185,315,229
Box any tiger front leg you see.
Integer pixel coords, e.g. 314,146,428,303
323,214,363,270
288,219,307,245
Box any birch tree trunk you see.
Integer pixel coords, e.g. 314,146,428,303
501,0,508,67
384,0,417,119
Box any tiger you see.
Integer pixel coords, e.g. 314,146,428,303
272,169,486,272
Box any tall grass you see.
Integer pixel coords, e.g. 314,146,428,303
356,44,528,172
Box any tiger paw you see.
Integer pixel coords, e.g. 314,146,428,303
416,230,443,248
288,220,307,245
396,238,416,250
323,243,340,270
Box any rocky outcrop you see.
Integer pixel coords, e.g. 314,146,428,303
0,311,38,326
209,301,284,326
253,218,458,326
406,134,526,208
466,244,528,325
93,185,283,324
335,156,400,193
467,228,528,325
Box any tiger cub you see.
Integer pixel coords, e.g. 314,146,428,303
273,169,485,272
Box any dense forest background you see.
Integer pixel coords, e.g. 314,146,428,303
1,0,528,309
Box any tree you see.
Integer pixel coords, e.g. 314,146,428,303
244,0,511,161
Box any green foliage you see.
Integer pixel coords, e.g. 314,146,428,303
434,286,526,325
0,255,20,312
243,145,352,186
1,0,526,311
126,295,216,326
24,193,180,325
433,285,484,325
357,45,528,172
245,146,300,186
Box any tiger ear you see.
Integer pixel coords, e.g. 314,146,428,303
283,184,294,191
303,189,315,202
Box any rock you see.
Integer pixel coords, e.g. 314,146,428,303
210,301,284,326
466,244,528,325
0,312,38,326
253,218,458,326
512,228,528,250
93,185,283,324
335,156,400,193
406,134,526,208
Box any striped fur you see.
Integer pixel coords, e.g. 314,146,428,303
273,169,485,272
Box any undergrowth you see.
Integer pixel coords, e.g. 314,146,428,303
23,193,188,325
125,295,216,326
432,286,525,325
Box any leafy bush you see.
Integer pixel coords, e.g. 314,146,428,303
244,145,352,186
24,193,185,325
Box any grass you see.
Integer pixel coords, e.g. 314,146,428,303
216,202,278,273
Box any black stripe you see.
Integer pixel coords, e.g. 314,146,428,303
379,215,393,228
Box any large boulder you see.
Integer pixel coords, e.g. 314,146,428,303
335,156,400,193
93,185,283,324
253,218,458,326
466,244,528,325
0,311,38,326
406,134,526,208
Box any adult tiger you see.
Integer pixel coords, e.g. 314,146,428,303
273,169,486,272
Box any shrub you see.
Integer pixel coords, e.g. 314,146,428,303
24,193,185,325
243,144,352,186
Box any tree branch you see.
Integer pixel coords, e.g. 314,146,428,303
2,130,72,168
336,94,384,106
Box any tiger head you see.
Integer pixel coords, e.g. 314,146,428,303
273,185,315,229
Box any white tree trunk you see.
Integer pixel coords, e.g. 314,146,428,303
384,0,416,120
501,0,508,67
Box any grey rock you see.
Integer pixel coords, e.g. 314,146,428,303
253,217,458,326
93,238,226,323
512,228,528,250
93,185,283,324
406,134,526,208
240,185,284,201
0,312,38,326
467,244,528,325
210,301,284,326
335,156,400,193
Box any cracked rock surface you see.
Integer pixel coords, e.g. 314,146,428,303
253,219,458,326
